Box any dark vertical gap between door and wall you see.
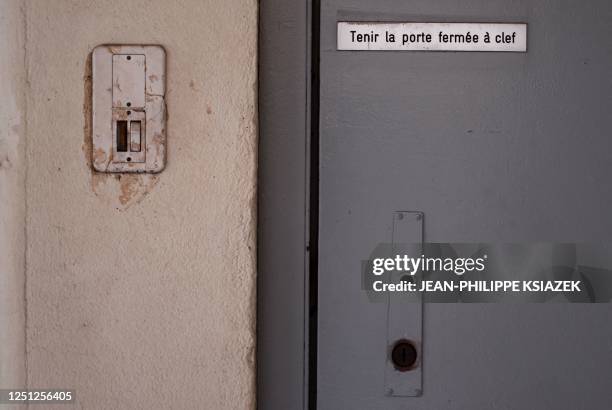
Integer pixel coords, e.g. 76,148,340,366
257,0,320,407
308,1,320,409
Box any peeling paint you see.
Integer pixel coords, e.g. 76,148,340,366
82,53,93,169
118,175,140,205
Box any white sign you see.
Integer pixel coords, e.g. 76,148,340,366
337,22,527,52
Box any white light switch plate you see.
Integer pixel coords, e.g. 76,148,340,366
92,45,166,173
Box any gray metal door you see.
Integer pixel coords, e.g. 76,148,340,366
317,1,612,409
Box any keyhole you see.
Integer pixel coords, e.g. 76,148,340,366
391,340,418,371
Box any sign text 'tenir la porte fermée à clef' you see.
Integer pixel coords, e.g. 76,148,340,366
337,22,527,52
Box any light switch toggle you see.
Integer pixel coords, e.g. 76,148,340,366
112,110,145,163
130,121,141,152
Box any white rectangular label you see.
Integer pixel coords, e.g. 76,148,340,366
337,22,527,52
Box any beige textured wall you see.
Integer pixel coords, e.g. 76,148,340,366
24,0,257,409
0,0,26,400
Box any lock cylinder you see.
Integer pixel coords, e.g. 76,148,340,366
390,339,418,371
